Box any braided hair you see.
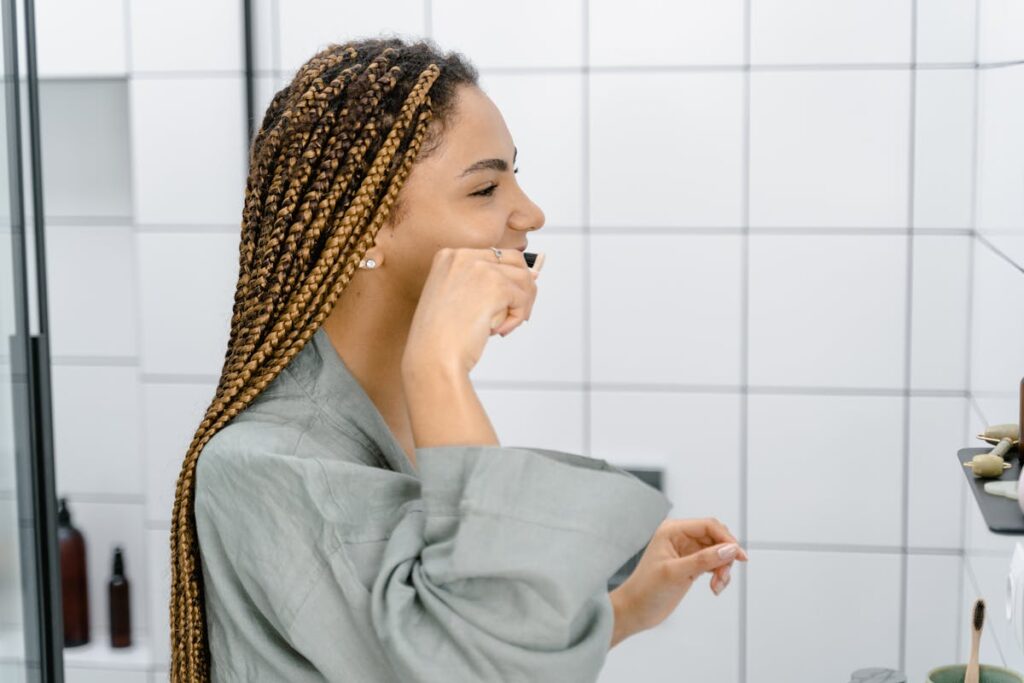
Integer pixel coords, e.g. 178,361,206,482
168,37,478,681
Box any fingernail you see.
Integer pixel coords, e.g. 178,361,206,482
722,566,731,583
718,544,739,560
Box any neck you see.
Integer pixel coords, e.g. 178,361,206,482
320,270,419,462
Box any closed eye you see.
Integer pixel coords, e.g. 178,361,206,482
471,167,519,198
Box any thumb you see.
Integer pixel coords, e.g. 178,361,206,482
668,543,740,580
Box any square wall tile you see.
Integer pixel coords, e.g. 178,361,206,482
914,70,975,229
45,225,138,358
905,554,963,682
277,0,426,73
130,78,247,225
590,234,743,387
590,391,742,528
750,70,911,229
143,382,217,525
129,0,243,72
916,0,978,63
910,235,971,390
35,0,127,77
471,234,584,384
748,235,907,389
589,72,744,228
970,241,1024,401
52,365,143,498
432,0,582,69
475,388,584,455
976,65,1024,263
751,0,912,64
599,564,741,682
747,550,901,682
40,80,132,220
589,0,745,67
61,499,147,641
478,73,583,229
907,397,968,549
145,527,170,667
137,232,238,376
748,394,904,546
979,0,1024,64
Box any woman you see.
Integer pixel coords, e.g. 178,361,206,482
170,37,747,682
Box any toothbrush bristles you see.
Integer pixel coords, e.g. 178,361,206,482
973,599,986,630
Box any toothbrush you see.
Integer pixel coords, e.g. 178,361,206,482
966,598,985,683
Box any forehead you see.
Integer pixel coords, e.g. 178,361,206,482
428,85,514,166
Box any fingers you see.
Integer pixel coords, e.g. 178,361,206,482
669,517,748,562
710,563,732,596
668,541,741,585
481,250,538,337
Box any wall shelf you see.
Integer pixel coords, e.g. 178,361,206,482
960,446,1024,534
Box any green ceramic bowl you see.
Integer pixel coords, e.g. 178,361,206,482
927,664,1024,682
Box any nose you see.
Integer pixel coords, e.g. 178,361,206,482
509,189,545,234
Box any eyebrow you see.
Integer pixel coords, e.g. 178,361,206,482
457,146,518,178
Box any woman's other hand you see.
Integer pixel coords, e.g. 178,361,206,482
609,517,748,647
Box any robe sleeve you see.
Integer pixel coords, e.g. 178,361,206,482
284,444,671,682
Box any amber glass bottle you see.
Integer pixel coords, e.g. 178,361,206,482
57,497,89,647
108,546,131,648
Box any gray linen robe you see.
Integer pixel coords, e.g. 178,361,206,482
194,326,671,682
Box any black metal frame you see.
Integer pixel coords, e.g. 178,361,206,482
4,0,64,678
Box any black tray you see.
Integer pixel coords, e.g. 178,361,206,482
959,446,1024,534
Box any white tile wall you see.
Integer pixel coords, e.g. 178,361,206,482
136,233,238,376
910,236,971,390
904,554,963,680
747,394,904,546
907,397,967,549
35,0,127,77
45,226,138,358
476,388,585,455
589,72,744,228
52,366,143,498
128,78,247,226
588,0,745,67
750,0,912,65
600,565,742,682
477,73,584,229
590,391,742,528
277,0,426,73
128,0,243,73
978,0,1024,64
590,234,743,386
432,0,582,69
916,0,978,63
970,242,1024,417
748,234,907,389
914,70,976,230
749,70,911,229
975,65,1024,266
747,550,902,681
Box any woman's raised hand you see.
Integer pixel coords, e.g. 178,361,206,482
403,247,542,376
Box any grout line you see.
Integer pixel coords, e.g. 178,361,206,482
746,541,963,555
976,232,1024,275
586,226,973,235
50,355,138,367
739,0,752,679
581,0,591,457
476,61,998,75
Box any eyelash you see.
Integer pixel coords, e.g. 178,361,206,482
472,167,519,197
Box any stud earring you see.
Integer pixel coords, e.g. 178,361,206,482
359,258,378,269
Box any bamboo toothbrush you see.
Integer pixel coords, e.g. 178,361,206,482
966,598,985,683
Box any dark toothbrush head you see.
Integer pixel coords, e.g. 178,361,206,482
523,251,537,268
973,599,986,630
